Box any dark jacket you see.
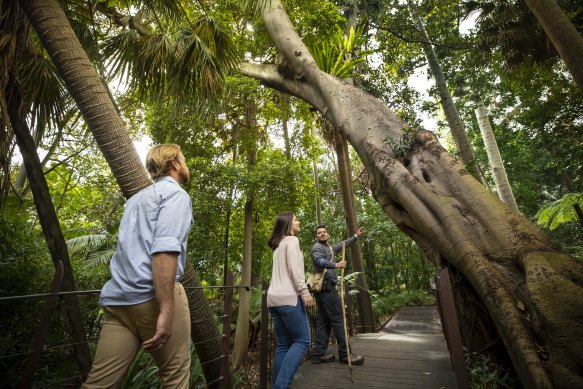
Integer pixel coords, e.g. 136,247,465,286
311,236,358,287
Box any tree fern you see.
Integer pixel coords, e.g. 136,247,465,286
535,192,583,230
66,233,117,266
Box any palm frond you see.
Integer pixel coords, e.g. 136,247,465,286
66,233,117,256
18,44,72,136
103,16,236,102
139,0,185,23
309,26,370,79
238,0,272,16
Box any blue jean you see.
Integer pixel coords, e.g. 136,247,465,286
269,297,311,389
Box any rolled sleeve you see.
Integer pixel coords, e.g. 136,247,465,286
150,236,182,254
150,190,193,256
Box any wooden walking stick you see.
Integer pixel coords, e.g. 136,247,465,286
340,241,354,382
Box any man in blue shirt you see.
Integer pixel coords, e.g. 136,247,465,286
83,144,193,389
310,224,366,366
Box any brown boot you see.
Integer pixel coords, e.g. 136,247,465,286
311,354,335,364
340,354,364,365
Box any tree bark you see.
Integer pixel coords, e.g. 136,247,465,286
523,0,583,93
240,1,583,387
475,102,519,212
179,260,223,389
231,100,257,369
280,91,291,159
7,74,92,375
334,130,375,332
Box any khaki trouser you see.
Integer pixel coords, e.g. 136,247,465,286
82,283,191,389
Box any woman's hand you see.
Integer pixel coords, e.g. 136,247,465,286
302,293,315,307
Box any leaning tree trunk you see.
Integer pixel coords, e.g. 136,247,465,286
180,261,223,389
20,0,224,384
240,1,583,387
7,73,92,376
475,102,519,212
523,0,583,93
19,0,150,199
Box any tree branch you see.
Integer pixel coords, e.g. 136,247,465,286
239,62,319,103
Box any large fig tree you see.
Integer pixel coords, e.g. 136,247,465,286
240,1,583,387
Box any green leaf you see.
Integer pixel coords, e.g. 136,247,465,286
535,193,583,230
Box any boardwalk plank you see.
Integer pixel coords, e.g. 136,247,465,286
290,306,457,388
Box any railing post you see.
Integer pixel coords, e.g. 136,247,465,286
436,266,470,389
219,269,234,389
19,260,64,389
259,280,269,389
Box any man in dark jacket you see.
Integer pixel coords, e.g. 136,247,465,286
310,224,366,365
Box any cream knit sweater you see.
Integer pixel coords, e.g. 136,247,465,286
267,235,310,307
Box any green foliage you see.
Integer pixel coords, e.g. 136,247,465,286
309,26,372,79
371,289,435,322
535,193,583,230
66,233,117,266
119,343,205,388
0,217,96,388
465,348,515,389
289,0,346,49
385,128,416,159
248,286,264,328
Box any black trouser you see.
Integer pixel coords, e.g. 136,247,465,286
311,287,349,359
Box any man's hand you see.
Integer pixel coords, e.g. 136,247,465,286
335,260,347,269
302,294,315,307
356,227,367,237
143,311,173,352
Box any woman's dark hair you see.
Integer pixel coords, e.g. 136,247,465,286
268,212,294,250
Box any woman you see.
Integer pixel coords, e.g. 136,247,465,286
267,212,314,389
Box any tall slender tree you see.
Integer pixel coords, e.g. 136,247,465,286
231,98,258,369
407,1,485,185
474,101,518,211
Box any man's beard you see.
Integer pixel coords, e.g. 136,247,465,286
178,169,190,184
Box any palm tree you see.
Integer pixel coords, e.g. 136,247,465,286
7,73,93,376
19,0,151,198
466,0,583,93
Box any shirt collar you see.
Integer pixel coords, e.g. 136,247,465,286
156,175,180,185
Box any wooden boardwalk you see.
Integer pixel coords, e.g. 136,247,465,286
290,306,457,388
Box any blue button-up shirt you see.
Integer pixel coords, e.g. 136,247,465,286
100,176,193,306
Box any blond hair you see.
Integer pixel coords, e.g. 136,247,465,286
145,144,181,180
